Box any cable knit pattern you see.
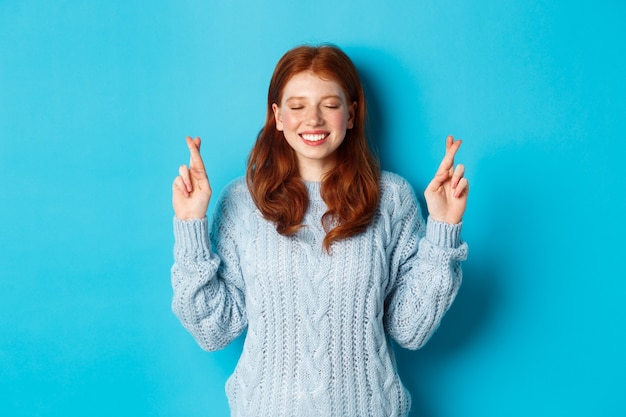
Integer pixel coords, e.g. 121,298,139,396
171,171,468,417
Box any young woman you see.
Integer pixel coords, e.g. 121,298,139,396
171,45,469,417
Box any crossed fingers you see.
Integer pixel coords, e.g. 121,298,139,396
431,136,469,198
173,136,206,198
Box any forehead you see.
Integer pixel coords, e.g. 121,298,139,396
281,71,346,100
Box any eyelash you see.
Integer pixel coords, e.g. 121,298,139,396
289,105,340,110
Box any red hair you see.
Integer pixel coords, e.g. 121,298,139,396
246,44,380,252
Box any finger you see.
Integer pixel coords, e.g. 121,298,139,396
186,136,206,171
426,170,450,193
190,166,209,183
172,176,189,197
179,164,192,192
446,135,454,152
190,137,201,166
437,138,461,174
431,142,461,190
454,178,469,198
188,167,212,199
451,163,465,189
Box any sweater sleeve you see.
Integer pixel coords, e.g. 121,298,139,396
383,178,468,350
170,184,248,352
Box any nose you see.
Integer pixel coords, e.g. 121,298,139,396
305,106,323,126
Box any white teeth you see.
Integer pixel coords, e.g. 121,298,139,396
301,133,326,141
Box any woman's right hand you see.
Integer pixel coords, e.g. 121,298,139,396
172,136,212,220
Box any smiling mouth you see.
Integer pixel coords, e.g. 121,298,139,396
300,133,328,142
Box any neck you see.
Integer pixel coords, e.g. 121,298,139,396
298,161,335,182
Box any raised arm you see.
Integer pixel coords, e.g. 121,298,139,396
171,137,247,351
383,138,469,349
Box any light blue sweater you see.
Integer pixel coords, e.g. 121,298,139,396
171,171,468,417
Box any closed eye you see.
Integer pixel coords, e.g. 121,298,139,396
324,100,342,109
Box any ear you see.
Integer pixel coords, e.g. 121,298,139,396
272,103,283,131
346,101,357,129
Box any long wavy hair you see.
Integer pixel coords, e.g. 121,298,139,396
246,44,380,252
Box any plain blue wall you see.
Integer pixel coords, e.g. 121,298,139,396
1,1,624,416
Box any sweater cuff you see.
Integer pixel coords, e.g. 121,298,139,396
425,217,463,248
173,216,211,253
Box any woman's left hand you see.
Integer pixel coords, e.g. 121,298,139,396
424,136,469,224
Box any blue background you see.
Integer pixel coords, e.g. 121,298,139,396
1,1,624,416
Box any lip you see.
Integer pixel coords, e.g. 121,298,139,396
299,131,329,146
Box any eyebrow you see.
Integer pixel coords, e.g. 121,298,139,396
285,95,343,102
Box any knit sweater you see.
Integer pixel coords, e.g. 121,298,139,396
171,171,468,417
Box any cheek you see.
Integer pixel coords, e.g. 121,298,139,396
280,112,301,130
329,111,349,130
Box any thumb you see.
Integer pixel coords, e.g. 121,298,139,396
427,169,450,192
